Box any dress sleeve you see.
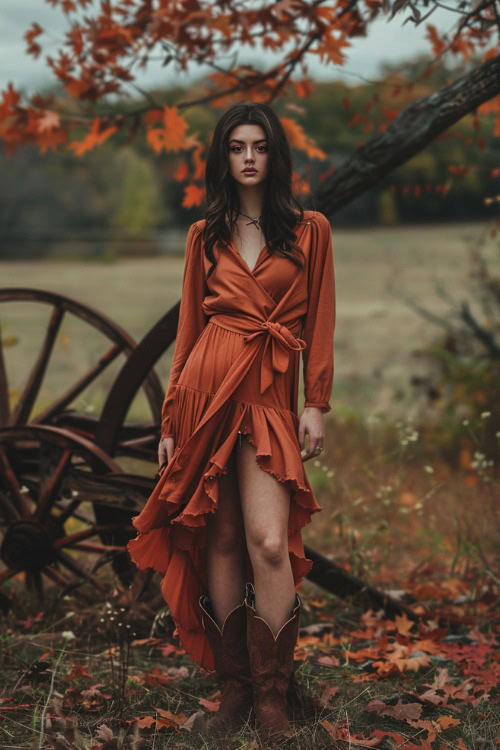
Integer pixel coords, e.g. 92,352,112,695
301,211,336,414
161,221,208,438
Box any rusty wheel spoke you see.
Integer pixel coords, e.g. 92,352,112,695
10,305,64,426
33,343,124,424
35,448,73,522
53,523,124,549
42,565,73,589
55,550,106,592
69,541,127,553
0,451,32,519
53,497,83,525
0,488,21,524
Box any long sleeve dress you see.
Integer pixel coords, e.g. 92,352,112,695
127,210,336,672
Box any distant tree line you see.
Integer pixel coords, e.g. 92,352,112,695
1,56,497,260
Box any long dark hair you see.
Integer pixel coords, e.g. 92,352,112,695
202,102,305,280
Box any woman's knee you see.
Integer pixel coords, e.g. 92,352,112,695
247,533,288,567
213,520,244,555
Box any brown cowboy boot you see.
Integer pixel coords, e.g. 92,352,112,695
199,593,253,736
245,581,300,742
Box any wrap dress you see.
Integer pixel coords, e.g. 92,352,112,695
127,209,336,671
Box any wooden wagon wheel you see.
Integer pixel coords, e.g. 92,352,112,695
0,425,154,605
0,288,165,441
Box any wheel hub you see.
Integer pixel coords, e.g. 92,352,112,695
0,520,57,572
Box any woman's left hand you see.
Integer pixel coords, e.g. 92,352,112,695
298,407,325,462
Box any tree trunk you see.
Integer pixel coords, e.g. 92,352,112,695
313,54,500,214
304,545,419,621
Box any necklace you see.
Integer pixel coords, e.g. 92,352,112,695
238,211,262,229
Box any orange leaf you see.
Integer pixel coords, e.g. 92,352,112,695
182,183,205,208
395,612,416,636
199,697,220,711
389,650,431,673
192,144,206,181
312,31,351,66
426,24,447,56
133,715,156,729
146,105,189,154
68,118,117,156
175,159,189,181
436,715,461,730
317,655,340,666
281,117,326,160
37,111,60,132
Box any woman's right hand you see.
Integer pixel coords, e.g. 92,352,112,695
158,436,175,477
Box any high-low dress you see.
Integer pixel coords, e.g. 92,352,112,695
127,209,336,672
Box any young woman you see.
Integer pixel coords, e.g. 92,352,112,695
128,101,336,741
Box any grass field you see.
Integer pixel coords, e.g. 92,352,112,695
2,220,497,422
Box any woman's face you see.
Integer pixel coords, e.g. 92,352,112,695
227,123,269,187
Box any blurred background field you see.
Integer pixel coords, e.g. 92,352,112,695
1,220,498,418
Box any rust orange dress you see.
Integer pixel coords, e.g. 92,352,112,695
127,209,336,671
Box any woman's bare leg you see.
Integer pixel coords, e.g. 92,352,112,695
205,448,247,627
236,436,296,634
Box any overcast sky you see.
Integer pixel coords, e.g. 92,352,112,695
1,3,454,95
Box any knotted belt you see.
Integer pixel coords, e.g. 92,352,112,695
209,314,306,394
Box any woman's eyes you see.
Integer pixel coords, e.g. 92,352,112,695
231,146,268,152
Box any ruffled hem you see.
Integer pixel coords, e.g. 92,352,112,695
127,384,322,672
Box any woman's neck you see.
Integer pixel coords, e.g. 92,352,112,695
235,185,265,217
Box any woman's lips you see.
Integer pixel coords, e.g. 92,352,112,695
243,170,257,174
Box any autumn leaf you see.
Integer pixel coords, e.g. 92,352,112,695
365,698,423,722
317,654,340,666
155,706,189,729
321,720,382,745
435,715,461,730
426,24,447,56
175,159,189,181
182,183,205,208
388,646,432,672
394,612,416,636
199,697,220,712
146,105,189,154
68,118,117,156
37,110,61,132
141,667,171,686
281,117,326,160
313,30,351,66
192,144,206,181
133,715,156,728
24,22,43,57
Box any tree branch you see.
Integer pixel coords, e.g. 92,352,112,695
314,53,500,214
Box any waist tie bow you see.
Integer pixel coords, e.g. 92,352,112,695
244,320,306,394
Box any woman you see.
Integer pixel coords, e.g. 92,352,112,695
128,101,336,741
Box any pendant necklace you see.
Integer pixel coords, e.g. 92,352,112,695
238,211,262,229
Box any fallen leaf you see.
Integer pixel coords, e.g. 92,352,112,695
365,698,423,721
199,697,220,712
436,715,461,730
